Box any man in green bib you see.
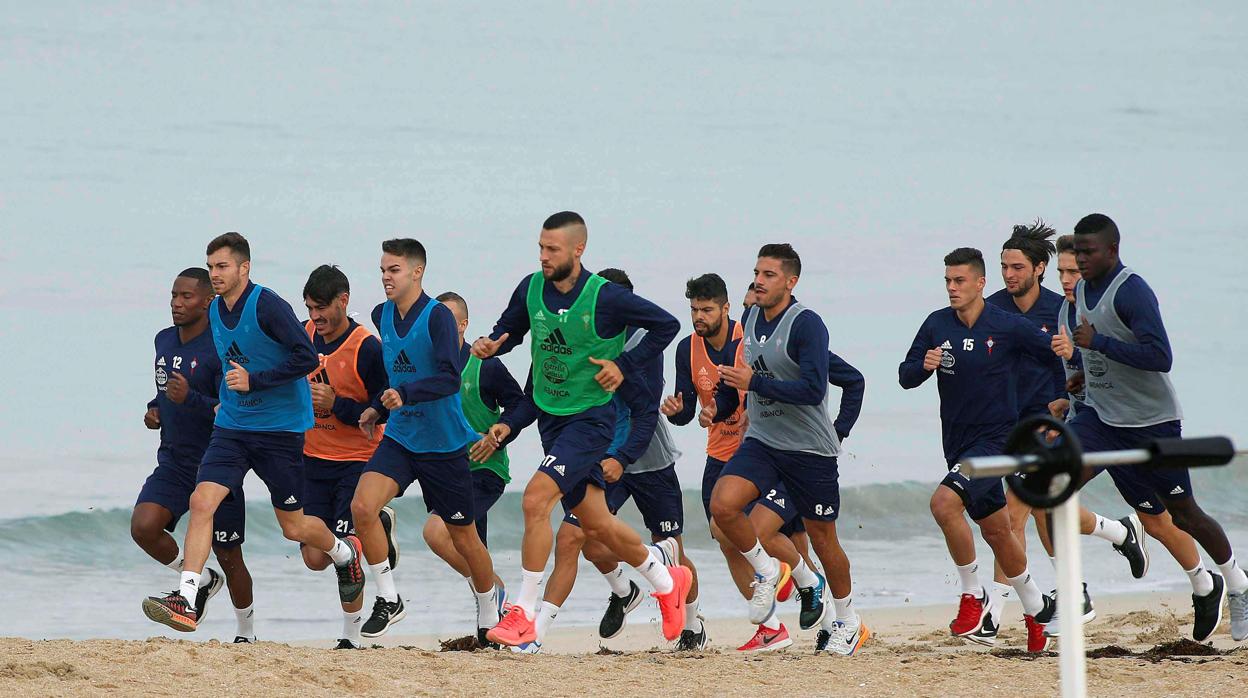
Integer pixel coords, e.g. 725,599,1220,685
473,211,692,647
423,292,524,596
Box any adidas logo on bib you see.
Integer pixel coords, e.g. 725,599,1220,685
224,341,250,365
392,350,415,373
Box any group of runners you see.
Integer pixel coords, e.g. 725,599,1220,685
134,212,1247,654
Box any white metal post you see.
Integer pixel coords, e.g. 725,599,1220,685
1053,491,1086,698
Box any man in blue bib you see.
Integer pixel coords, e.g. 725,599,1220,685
142,233,365,634
353,239,502,642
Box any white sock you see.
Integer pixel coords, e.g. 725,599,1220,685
742,541,779,580
474,585,500,627
165,555,185,573
791,559,819,588
602,565,631,597
517,568,544,616
1217,556,1248,594
761,607,781,631
328,538,354,565
834,594,858,628
535,601,560,641
955,561,980,595
179,570,201,605
1090,515,1129,545
1007,569,1044,617
992,581,1014,615
635,549,674,595
342,609,362,644
235,604,254,638
684,597,702,632
1186,562,1214,596
370,561,397,603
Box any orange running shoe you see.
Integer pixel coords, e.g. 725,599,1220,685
737,623,792,652
486,604,536,647
142,590,198,632
654,565,693,641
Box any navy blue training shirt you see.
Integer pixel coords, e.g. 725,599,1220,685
898,301,1056,457
149,326,222,463
985,286,1067,418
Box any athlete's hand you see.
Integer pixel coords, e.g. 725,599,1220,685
718,363,753,391
660,392,684,417
225,361,250,393
359,407,381,441
922,347,943,372
471,333,509,359
698,402,717,428
601,457,624,483
1051,325,1075,360
143,407,161,429
380,388,403,410
1073,316,1097,350
1048,398,1071,420
589,357,623,392
471,424,511,463
1066,370,1085,395
310,381,336,411
166,371,190,404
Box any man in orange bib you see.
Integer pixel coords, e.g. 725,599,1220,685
301,265,396,649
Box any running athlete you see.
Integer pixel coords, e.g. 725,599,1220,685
421,291,521,599
301,265,397,650
707,244,868,656
1052,214,1247,642
984,222,1145,635
133,268,254,642
531,268,703,652
143,233,365,633
353,240,502,641
898,247,1056,653
473,211,690,647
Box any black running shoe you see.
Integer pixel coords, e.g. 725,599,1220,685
1113,514,1149,579
142,590,198,632
334,638,361,650
598,580,643,639
676,623,708,651
361,596,407,638
336,535,366,603
1035,591,1057,625
1192,572,1225,643
379,506,399,571
1043,584,1096,638
797,572,828,631
814,628,832,653
194,568,224,622
233,636,254,644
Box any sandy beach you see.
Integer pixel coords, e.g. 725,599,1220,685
3,592,1243,697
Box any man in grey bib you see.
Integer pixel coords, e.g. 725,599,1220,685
1053,213,1247,643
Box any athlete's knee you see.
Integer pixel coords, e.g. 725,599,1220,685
929,490,963,525
978,516,1014,546
188,488,221,519
422,516,446,549
130,513,162,545
349,497,381,529
709,495,745,525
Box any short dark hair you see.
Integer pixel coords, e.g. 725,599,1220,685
597,267,633,291
1055,234,1076,255
543,211,586,230
303,265,350,305
177,267,212,292
206,232,250,261
1002,218,1057,280
381,238,427,266
436,291,468,315
944,247,986,277
685,273,728,304
1074,213,1120,244
757,243,801,277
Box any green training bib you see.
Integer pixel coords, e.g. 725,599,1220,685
459,354,510,483
525,272,624,416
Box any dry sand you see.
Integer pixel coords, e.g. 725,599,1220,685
3,592,1243,697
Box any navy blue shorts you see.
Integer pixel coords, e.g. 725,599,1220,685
721,438,841,521
603,465,685,538
365,436,477,526
944,438,1009,521
302,456,364,536
537,409,615,511
431,468,507,546
703,455,803,532
198,428,305,512
138,447,246,547
1072,408,1184,514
